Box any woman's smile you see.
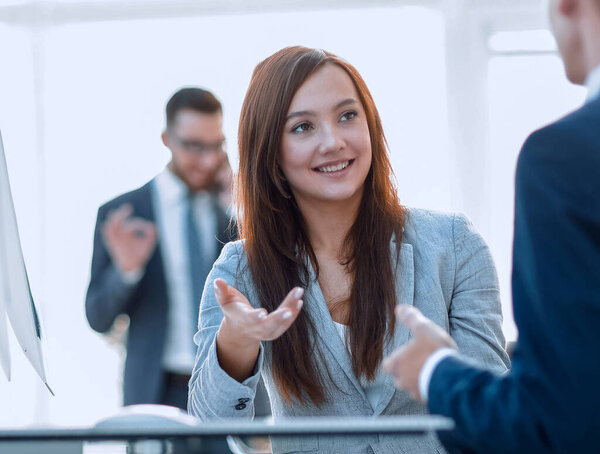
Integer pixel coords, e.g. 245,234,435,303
313,158,355,174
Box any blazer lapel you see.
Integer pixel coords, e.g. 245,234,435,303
305,262,370,406
139,181,165,286
304,240,415,413
374,241,415,415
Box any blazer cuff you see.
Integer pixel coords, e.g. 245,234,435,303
419,348,458,402
201,335,264,418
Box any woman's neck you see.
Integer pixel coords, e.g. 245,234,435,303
297,194,362,257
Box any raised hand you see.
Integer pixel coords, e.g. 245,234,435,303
101,204,158,273
383,305,457,401
212,152,233,207
213,278,304,381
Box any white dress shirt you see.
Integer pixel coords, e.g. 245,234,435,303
152,168,217,374
585,64,600,101
418,348,457,402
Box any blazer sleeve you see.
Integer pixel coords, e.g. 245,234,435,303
448,214,511,372
188,241,264,421
85,206,141,333
428,122,600,453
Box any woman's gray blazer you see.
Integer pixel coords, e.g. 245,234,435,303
188,208,510,454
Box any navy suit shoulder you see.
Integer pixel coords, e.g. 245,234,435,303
97,181,155,220
428,99,600,454
519,97,600,198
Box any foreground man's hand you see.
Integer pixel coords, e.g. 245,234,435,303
383,304,457,401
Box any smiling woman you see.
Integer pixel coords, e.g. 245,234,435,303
188,46,510,454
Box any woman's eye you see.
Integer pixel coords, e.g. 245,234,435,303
340,110,358,122
292,122,312,133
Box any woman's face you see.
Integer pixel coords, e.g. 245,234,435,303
279,63,372,209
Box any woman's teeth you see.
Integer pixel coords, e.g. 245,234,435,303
317,161,350,173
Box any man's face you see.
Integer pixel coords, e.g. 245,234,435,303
163,109,227,192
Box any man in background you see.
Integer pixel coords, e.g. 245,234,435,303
86,87,235,410
384,0,600,452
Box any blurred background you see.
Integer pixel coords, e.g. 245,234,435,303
0,0,587,428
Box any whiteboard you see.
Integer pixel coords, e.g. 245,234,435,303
0,130,51,392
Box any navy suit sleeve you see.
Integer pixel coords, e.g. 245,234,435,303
85,205,141,333
428,116,600,453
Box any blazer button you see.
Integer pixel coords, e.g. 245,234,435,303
235,403,247,410
238,398,250,404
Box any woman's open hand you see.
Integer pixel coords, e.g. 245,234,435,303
213,278,304,382
213,278,304,342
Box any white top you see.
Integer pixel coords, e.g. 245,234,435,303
152,167,217,374
585,64,600,101
332,321,386,411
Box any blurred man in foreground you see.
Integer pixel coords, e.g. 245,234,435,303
384,0,600,452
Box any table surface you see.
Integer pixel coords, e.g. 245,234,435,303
0,415,454,441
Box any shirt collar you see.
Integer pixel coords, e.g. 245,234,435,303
155,166,189,206
155,166,213,207
585,64,600,101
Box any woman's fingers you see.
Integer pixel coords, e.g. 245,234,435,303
264,299,304,340
213,279,305,341
259,287,304,340
269,286,304,319
213,278,230,300
214,278,245,314
213,279,265,320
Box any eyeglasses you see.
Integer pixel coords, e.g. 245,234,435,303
170,133,227,155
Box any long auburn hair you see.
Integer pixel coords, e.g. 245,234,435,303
237,46,405,405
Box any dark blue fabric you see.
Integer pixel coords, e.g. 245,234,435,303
428,97,600,453
85,182,235,406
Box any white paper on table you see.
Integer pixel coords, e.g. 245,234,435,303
0,131,51,392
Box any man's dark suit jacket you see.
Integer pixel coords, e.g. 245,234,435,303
85,180,234,406
428,97,600,453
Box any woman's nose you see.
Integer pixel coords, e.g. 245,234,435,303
318,124,344,154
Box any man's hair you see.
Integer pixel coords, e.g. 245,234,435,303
165,87,222,128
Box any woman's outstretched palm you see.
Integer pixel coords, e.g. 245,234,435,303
213,278,304,342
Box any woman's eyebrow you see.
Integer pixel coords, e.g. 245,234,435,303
335,98,358,110
286,109,315,122
285,98,358,122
